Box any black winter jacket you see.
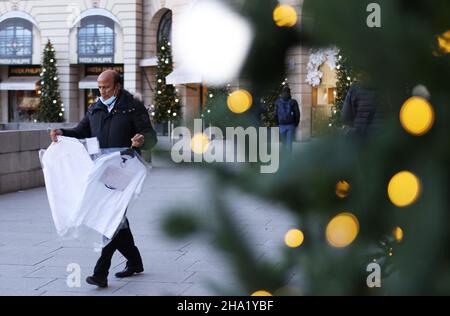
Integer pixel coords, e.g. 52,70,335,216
62,90,157,150
341,84,384,136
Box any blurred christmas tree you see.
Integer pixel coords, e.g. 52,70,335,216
202,86,230,127
36,40,64,123
329,54,356,129
153,38,182,124
162,0,450,296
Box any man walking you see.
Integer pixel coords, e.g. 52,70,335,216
50,70,157,288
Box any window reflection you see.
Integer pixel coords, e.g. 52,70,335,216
8,90,40,122
157,11,172,44
0,19,33,58
78,16,114,57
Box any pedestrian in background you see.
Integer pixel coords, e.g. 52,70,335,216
275,86,301,152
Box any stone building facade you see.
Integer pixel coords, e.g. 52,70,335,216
0,0,313,140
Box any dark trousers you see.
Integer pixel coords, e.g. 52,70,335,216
93,221,143,280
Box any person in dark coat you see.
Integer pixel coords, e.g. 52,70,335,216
274,86,301,152
50,70,157,288
341,83,383,138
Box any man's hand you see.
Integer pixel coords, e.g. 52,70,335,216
131,134,145,148
50,129,63,143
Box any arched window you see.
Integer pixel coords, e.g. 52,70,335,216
0,18,33,59
78,16,114,63
157,11,172,44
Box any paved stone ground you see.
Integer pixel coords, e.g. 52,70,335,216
0,153,296,296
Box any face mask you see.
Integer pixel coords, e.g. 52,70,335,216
100,86,118,106
100,95,116,106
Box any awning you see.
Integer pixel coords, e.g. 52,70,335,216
0,77,39,90
78,76,98,89
166,67,202,85
139,57,158,67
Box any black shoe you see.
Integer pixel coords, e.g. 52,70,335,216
115,266,144,278
86,276,108,288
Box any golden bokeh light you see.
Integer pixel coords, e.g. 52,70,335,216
273,4,298,28
251,290,273,297
190,133,210,154
392,226,404,243
437,30,450,53
388,171,421,207
326,213,360,248
400,97,435,136
284,229,304,248
336,180,351,199
227,90,253,114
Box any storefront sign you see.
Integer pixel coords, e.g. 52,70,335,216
79,56,114,64
8,65,41,77
85,64,124,76
0,58,32,65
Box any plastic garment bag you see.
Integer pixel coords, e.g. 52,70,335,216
40,136,147,248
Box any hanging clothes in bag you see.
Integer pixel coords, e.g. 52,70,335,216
41,137,93,236
40,136,147,240
73,151,147,239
